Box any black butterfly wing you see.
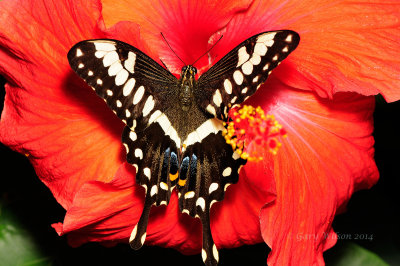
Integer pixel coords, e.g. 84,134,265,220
197,30,300,119
183,30,299,265
177,120,246,265
68,39,182,249
68,39,177,129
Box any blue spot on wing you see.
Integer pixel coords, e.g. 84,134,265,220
170,151,179,175
180,156,190,181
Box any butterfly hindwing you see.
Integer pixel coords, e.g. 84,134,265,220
197,30,300,119
177,124,246,265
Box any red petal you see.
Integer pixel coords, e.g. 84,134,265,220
53,163,141,246
101,0,252,73
246,78,379,265
0,0,385,260
0,0,126,209
54,162,276,252
209,0,400,101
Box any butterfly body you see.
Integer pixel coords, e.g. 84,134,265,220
67,30,300,266
178,65,197,111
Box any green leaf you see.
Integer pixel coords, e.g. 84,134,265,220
326,241,388,266
0,203,51,266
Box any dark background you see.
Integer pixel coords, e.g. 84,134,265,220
1,74,399,265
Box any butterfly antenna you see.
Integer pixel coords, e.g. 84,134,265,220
160,32,186,66
191,35,223,66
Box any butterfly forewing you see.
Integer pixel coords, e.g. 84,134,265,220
197,30,300,119
67,39,178,130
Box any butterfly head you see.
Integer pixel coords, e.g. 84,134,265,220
179,65,197,111
181,65,197,78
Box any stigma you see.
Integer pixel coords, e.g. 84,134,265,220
222,105,286,161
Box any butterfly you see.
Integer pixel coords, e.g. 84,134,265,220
67,30,300,266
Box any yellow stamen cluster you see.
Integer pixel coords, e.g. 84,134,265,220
222,105,286,161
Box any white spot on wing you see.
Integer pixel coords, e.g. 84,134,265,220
282,46,289,52
95,51,107,58
263,63,270,71
233,70,244,85
96,79,102,85
133,86,145,104
106,90,113,96
213,244,219,262
224,183,230,191
129,131,137,141
272,55,279,61
108,61,123,76
140,233,146,245
103,51,119,67
241,61,253,75
209,183,218,194
88,70,93,76
196,197,205,211
150,185,158,196
236,46,250,66
265,39,274,47
231,96,237,104
206,105,216,116
76,49,83,57
184,131,201,148
115,69,129,86
143,167,151,180
156,114,181,147
250,54,261,65
197,118,224,139
285,34,293,43
142,96,155,117
123,143,129,153
160,182,168,190
254,43,267,56
94,42,117,51
213,89,223,107
222,167,232,177
124,52,136,73
202,249,207,262
241,87,248,94
224,79,232,94
184,191,195,199
123,78,136,96
148,110,162,124
135,148,143,159
116,100,122,107
142,184,147,193
129,225,137,242
183,118,224,147
210,199,217,208
78,63,84,69
257,32,277,44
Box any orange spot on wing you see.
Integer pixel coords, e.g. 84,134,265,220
178,179,187,186
169,172,179,181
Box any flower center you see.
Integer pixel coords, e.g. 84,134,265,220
222,105,286,161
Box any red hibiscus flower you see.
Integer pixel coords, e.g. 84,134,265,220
1,0,399,265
